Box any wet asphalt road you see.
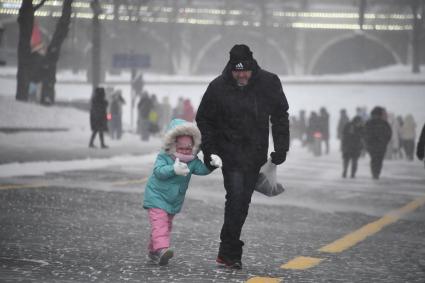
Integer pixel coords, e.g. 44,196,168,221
1,151,425,283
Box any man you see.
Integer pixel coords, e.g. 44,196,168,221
364,106,392,179
196,44,290,269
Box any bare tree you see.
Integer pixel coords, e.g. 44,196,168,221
16,0,47,101
40,0,73,104
16,0,73,104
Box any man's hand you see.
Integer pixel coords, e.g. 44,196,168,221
270,151,287,165
173,158,190,176
210,154,223,168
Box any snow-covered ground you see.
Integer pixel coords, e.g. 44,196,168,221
0,95,163,174
0,96,88,130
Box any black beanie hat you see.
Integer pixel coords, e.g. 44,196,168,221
229,44,254,71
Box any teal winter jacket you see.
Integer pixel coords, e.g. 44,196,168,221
143,119,211,214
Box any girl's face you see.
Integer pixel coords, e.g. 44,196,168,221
176,135,193,155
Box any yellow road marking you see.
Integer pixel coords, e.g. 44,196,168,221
319,195,425,253
281,256,323,270
254,196,425,281
112,177,149,186
0,183,48,190
246,277,282,283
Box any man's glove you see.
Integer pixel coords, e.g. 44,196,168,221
270,151,287,165
173,158,190,176
210,154,223,168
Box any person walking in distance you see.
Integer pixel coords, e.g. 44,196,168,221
89,87,109,148
341,116,364,178
337,108,350,150
109,90,125,140
137,92,153,141
319,107,330,154
196,44,290,269
364,106,392,179
400,114,417,161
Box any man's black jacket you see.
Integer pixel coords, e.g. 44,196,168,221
196,60,290,170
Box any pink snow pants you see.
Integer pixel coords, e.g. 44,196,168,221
148,208,175,252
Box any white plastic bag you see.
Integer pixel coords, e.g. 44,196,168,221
254,159,285,197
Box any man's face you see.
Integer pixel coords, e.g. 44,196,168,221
232,70,252,87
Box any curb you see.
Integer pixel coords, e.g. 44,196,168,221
0,127,69,133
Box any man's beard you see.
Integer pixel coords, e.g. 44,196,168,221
236,80,248,87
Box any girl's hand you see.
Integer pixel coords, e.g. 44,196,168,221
173,158,190,176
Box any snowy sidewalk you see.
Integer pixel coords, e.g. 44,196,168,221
0,128,162,164
0,96,162,165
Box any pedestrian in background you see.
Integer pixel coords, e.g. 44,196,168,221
143,119,221,266
89,87,109,149
137,92,153,141
385,113,401,160
299,110,307,146
109,90,125,140
341,116,364,178
337,108,350,150
307,111,322,156
319,107,330,154
196,44,290,269
131,71,144,97
416,123,425,165
400,114,416,161
290,116,300,143
148,94,161,135
173,97,184,119
364,106,392,179
356,106,369,122
182,98,195,122
158,96,172,134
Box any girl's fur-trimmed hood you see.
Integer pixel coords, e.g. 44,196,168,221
163,119,202,155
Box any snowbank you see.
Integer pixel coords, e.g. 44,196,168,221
0,96,88,130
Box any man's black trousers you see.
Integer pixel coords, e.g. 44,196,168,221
219,168,260,261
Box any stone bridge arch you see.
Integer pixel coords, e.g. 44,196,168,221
192,31,293,75
308,32,402,75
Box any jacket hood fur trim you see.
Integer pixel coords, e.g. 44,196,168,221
163,119,202,155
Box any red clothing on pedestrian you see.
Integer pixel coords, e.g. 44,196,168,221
182,99,195,122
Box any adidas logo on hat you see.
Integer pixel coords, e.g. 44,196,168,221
235,62,244,70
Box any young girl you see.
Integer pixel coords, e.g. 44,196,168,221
143,118,222,265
